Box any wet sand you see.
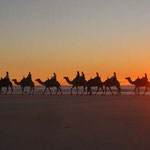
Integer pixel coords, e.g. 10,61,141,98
0,95,150,150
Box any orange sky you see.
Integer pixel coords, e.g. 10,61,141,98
1,0,150,85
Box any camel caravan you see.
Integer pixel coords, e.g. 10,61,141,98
0,71,150,95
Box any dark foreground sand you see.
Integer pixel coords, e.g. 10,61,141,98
0,95,150,150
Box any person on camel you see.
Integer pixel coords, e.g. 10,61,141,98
144,73,148,80
95,72,100,81
51,73,57,81
73,71,80,83
27,72,32,80
142,73,148,82
75,71,80,80
112,72,117,80
81,72,85,81
5,71,9,80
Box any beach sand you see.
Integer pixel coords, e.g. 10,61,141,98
0,95,150,150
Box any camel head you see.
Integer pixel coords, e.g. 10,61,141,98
12,79,21,85
12,79,17,82
64,77,69,80
35,79,41,82
125,77,130,80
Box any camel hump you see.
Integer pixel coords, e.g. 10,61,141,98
136,77,148,84
21,77,32,84
1,78,9,82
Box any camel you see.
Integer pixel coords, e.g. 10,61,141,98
103,78,121,95
64,77,86,95
64,77,104,95
12,78,34,94
0,78,13,94
86,78,104,95
35,78,62,95
125,77,150,95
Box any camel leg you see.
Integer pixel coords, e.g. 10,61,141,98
48,87,52,95
55,87,59,95
32,87,34,95
134,87,137,95
6,86,9,94
43,87,47,95
143,87,147,96
59,88,63,95
4,87,9,95
117,86,121,95
89,87,92,95
108,87,114,95
29,86,34,95
71,86,74,95
10,86,13,95
21,87,24,95
81,86,86,95
58,87,63,95
95,87,100,95
28,86,32,95
87,86,92,95
138,88,140,96
101,87,105,95
87,86,90,95
76,86,79,95
116,87,121,96
104,86,107,95
0,87,2,95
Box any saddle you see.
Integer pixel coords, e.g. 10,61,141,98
136,77,148,84
107,77,117,83
22,77,32,84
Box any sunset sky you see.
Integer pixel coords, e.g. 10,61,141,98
0,0,150,85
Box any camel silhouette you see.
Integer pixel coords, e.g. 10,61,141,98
35,78,62,95
103,78,121,95
12,78,34,94
125,77,150,95
64,77,87,95
0,78,13,94
64,76,104,95
86,78,104,95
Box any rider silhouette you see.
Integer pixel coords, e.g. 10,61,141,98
81,72,85,80
95,72,100,81
5,72,9,80
145,73,148,81
74,71,80,83
142,73,148,82
77,71,80,77
112,72,117,80
75,71,80,79
51,73,57,81
27,72,32,80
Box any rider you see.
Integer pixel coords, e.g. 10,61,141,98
142,73,148,82
51,73,57,81
144,73,148,81
27,72,32,80
73,71,80,83
5,71,9,80
81,72,85,81
75,71,80,80
112,72,117,80
95,72,100,81
77,71,80,78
